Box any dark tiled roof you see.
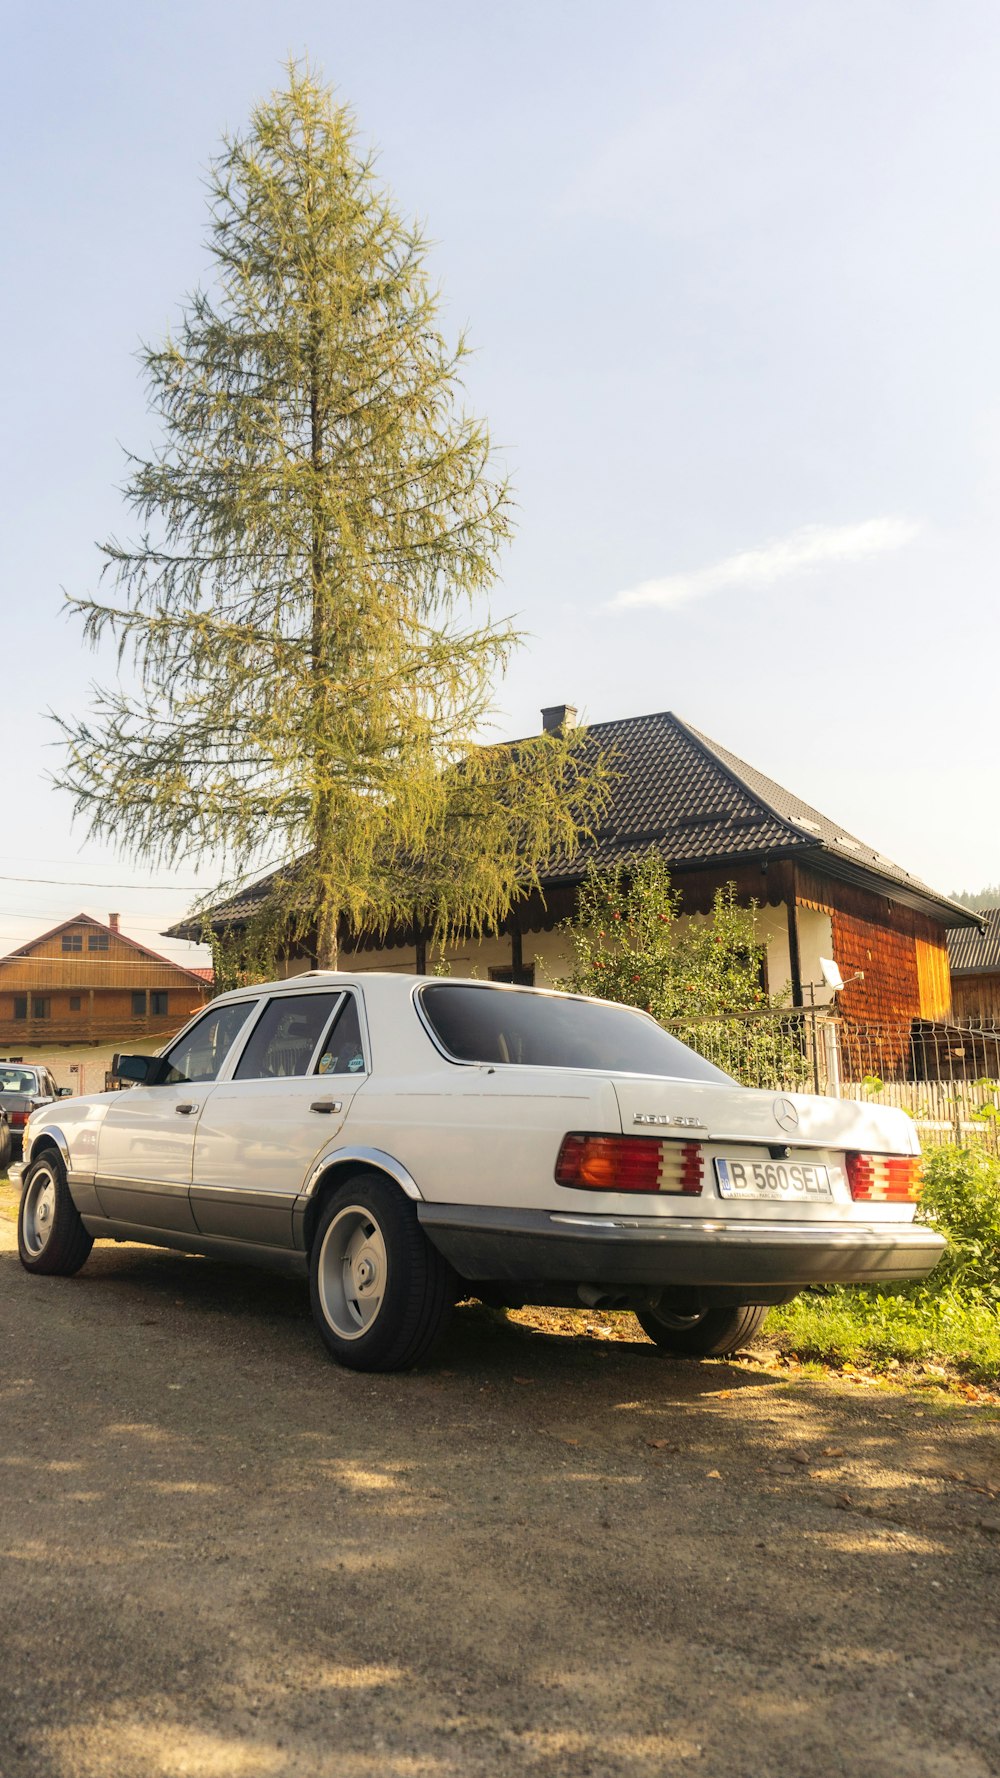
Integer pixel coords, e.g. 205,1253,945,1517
685,721,956,905
168,710,975,936
948,908,1000,973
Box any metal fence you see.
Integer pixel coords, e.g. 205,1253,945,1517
665,1008,1000,1151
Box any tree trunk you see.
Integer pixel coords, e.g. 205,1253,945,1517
315,899,339,970
309,340,339,974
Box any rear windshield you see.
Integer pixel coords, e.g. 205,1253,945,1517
418,984,730,1082
0,1069,38,1094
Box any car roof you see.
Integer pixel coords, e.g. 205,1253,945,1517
207,971,583,1006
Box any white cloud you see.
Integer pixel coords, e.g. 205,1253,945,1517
609,517,922,611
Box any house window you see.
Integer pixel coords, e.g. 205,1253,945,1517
32,998,50,1020
151,991,168,1017
88,932,109,951
131,991,147,1018
488,965,536,987
69,995,82,1012
62,933,83,952
13,996,27,1021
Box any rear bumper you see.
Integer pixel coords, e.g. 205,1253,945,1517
417,1204,946,1289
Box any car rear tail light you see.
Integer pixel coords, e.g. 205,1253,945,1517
846,1152,923,1203
555,1133,703,1195
9,1110,28,1128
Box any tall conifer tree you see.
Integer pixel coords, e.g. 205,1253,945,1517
59,66,602,966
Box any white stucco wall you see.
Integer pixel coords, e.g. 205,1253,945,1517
278,899,836,1005
794,906,836,1006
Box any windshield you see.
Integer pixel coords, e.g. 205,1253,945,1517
0,1069,38,1094
418,984,731,1082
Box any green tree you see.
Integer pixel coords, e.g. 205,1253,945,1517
57,65,602,967
557,853,809,1086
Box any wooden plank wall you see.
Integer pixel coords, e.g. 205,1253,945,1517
792,865,951,1021
952,974,1000,1021
0,924,208,994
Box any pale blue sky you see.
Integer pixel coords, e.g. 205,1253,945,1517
4,0,999,963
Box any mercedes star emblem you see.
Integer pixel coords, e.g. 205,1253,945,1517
773,1096,799,1132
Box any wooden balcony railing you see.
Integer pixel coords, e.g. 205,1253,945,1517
0,1015,188,1049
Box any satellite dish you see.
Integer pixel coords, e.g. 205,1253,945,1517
819,957,845,992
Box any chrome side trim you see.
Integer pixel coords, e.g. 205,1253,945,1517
302,1145,423,1202
190,1183,295,1211
94,1174,193,1199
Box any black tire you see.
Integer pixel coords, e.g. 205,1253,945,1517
309,1172,455,1372
18,1148,94,1277
0,1117,12,1171
635,1300,768,1357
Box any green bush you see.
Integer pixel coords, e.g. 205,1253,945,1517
771,1145,1000,1379
917,1146,1000,1303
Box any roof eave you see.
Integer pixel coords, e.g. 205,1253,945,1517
807,850,983,928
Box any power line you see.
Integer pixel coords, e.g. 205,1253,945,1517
0,873,205,890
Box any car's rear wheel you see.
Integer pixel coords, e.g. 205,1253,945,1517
309,1173,454,1372
635,1300,767,1357
0,1116,12,1170
18,1149,94,1276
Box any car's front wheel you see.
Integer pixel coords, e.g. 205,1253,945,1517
634,1300,767,1357
309,1173,454,1372
18,1149,94,1276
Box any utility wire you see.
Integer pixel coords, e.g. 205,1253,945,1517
0,873,205,890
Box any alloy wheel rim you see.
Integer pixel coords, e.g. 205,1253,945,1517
22,1168,57,1258
317,1206,388,1340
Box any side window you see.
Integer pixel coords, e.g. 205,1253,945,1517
161,1001,256,1085
314,995,366,1077
234,993,343,1081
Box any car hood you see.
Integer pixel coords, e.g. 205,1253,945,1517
612,1077,919,1156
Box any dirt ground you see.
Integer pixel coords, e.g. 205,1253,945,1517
1,1208,999,1778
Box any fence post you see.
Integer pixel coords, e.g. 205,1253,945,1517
822,1021,841,1099
808,1004,820,1095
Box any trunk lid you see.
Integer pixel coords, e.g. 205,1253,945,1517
612,1078,918,1157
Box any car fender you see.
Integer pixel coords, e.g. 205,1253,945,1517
302,1145,424,1203
24,1123,72,1171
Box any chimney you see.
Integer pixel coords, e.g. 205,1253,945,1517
109,912,120,933
540,703,578,735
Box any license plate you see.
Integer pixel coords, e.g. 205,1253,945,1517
715,1157,835,1200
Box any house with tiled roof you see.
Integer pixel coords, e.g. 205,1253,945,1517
171,706,976,1027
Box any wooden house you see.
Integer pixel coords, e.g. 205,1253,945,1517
0,912,213,1050
947,910,1000,1020
172,707,976,1056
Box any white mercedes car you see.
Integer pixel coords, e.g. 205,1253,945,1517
12,973,944,1372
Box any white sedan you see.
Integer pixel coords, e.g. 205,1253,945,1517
13,973,944,1371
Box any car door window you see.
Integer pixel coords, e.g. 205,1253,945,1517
161,1001,257,1084
234,993,343,1080
314,995,366,1076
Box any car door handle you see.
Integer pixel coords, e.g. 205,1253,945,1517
175,1103,199,1115
310,1100,342,1114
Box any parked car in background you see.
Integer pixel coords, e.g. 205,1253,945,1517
12,974,945,1372
0,1063,62,1156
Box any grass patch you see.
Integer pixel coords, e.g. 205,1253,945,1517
768,1146,1000,1386
769,1286,1000,1385
0,1167,18,1224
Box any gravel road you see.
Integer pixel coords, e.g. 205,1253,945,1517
1,1214,999,1778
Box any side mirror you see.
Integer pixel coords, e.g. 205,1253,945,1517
57,1087,73,1097
112,1053,174,1086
